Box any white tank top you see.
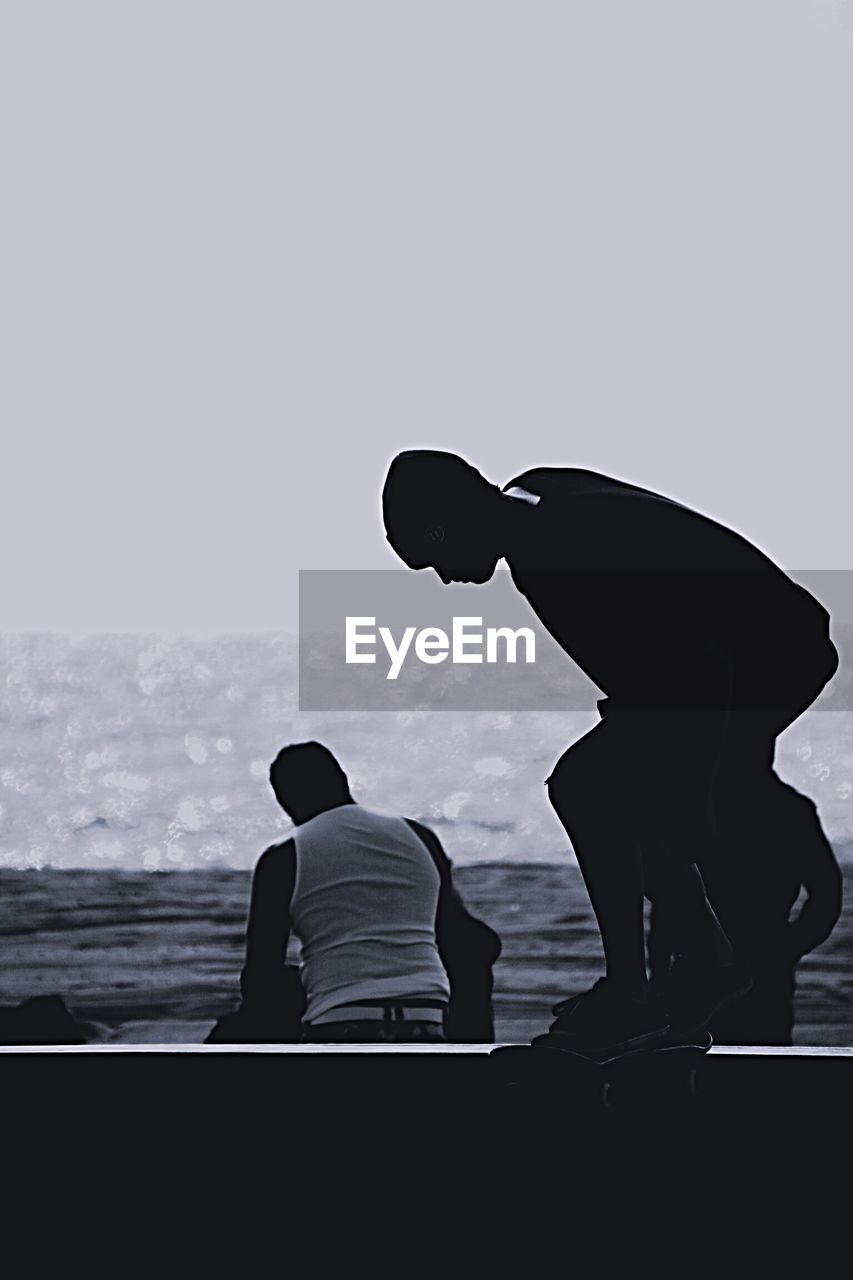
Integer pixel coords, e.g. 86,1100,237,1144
290,804,451,1022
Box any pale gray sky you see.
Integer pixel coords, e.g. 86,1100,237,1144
2,2,852,634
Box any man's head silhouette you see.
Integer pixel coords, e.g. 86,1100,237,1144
269,741,354,825
382,450,507,584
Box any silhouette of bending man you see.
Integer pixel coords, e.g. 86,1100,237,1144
382,451,839,1053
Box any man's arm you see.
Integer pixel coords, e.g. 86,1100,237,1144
406,817,501,1043
404,818,462,924
404,818,501,968
786,840,843,962
240,841,296,1006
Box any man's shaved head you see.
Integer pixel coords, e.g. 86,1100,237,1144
269,740,352,824
382,450,502,582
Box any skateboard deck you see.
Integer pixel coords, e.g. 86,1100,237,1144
491,1031,713,1110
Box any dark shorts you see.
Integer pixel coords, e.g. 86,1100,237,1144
546,639,837,872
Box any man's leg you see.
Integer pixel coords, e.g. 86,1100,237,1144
546,722,649,1000
643,860,733,968
549,711,733,988
541,721,677,1050
569,706,753,1036
630,709,756,1029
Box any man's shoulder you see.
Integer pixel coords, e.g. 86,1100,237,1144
504,467,648,500
403,817,453,868
256,838,296,869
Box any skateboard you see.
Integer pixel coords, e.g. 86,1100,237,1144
491,1031,713,1111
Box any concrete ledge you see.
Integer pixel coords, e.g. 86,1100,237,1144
3,1042,851,1184
1,1041,852,1054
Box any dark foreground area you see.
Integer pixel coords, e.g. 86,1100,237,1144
4,1047,851,1173
3,1048,848,1265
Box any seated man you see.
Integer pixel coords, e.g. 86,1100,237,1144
234,740,500,1044
649,786,842,1045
